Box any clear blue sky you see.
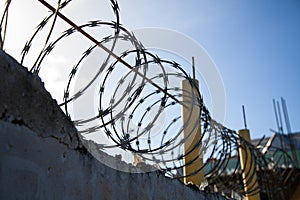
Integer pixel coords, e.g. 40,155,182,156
3,0,300,139
118,0,300,139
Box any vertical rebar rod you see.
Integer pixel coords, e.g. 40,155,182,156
192,56,195,80
242,105,247,129
281,97,292,133
273,99,280,134
277,101,284,134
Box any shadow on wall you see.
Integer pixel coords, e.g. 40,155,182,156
0,50,226,200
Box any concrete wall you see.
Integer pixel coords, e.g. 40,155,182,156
0,50,226,200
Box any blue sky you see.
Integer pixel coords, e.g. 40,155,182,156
117,0,300,138
3,0,300,139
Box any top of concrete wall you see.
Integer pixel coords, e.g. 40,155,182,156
0,49,227,200
0,50,80,149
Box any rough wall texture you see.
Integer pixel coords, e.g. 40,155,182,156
0,50,80,149
0,50,226,200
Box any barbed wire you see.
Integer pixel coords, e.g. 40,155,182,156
0,0,11,49
0,0,298,199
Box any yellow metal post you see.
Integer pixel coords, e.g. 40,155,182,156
181,79,205,186
238,129,261,200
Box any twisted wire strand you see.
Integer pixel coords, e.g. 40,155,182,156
0,0,11,49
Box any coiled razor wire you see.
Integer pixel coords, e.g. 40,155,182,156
1,0,299,199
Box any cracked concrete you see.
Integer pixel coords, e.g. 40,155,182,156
0,50,226,200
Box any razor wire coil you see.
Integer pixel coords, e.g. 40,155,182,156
1,0,298,198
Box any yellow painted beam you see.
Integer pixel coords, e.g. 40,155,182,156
181,79,205,186
238,129,261,200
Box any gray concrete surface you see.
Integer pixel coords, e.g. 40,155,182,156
0,50,226,200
